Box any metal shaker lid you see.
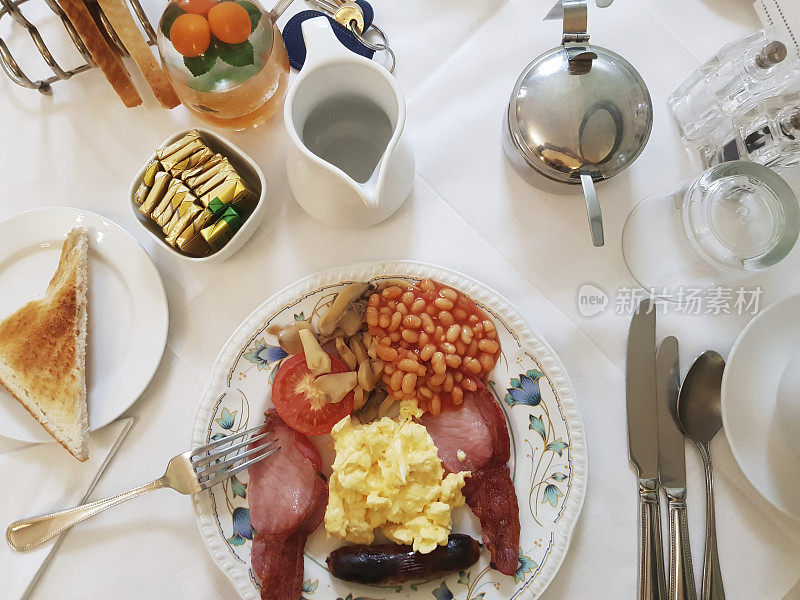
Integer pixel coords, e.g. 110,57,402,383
507,0,653,184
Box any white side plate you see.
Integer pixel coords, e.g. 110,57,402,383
0,208,168,443
722,294,800,519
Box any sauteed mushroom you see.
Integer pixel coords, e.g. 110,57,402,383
335,337,358,371
356,388,388,423
313,372,358,404
337,309,364,338
349,336,369,365
299,328,331,376
358,358,384,392
359,331,379,359
374,278,412,293
267,320,313,355
319,283,371,336
353,386,367,411
377,395,398,418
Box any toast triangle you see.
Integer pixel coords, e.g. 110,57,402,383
0,228,89,461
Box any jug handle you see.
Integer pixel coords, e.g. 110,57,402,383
301,17,355,70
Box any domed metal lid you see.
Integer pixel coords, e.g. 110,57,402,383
507,3,653,184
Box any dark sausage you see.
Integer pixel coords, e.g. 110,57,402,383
327,534,481,584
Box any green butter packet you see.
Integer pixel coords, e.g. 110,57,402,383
200,206,243,251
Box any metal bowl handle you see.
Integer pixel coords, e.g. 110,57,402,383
580,173,604,247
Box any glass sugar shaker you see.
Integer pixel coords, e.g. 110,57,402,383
731,91,800,170
668,30,796,144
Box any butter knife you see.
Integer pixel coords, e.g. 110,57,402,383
627,299,667,600
20,418,134,600
656,337,696,600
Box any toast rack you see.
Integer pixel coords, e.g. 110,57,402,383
0,0,155,93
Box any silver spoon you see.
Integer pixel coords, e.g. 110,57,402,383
677,350,726,600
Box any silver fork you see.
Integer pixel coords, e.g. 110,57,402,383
5,424,277,552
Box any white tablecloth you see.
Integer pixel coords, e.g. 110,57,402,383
1,0,800,598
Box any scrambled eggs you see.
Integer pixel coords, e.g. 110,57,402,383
324,416,469,554
399,398,423,420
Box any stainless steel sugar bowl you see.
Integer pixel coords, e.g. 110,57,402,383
504,0,653,247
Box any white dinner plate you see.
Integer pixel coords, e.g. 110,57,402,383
722,294,800,519
191,261,587,600
0,208,168,443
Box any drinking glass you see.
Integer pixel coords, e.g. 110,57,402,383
158,0,290,130
622,161,800,300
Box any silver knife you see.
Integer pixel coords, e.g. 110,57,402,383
20,418,134,600
627,299,667,600
657,337,696,600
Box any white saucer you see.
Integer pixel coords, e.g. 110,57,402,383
722,294,800,520
0,208,168,443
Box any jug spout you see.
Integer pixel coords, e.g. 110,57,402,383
360,189,382,210
357,143,406,210
357,171,384,210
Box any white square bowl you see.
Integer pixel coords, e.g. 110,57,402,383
129,128,267,262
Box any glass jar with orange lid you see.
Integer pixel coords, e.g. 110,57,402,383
158,0,289,129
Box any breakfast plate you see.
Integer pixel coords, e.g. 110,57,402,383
0,207,168,443
191,261,587,600
722,294,800,520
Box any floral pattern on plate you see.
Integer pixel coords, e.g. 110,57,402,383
192,261,587,600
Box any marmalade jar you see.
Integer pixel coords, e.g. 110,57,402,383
158,0,289,129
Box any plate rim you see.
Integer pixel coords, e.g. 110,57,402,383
0,206,169,443
190,260,588,599
721,293,800,521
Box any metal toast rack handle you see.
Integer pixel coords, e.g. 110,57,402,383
0,0,155,94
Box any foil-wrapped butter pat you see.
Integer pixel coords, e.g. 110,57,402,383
134,160,164,206
160,139,206,174
153,180,195,229
134,181,149,206
165,202,203,247
151,178,179,221
178,233,214,258
155,130,201,161
176,208,217,256
166,146,215,176
191,163,238,197
180,154,224,184
138,171,172,217
206,197,228,218
201,205,243,251
142,159,162,187
183,158,236,193
162,195,198,235
199,175,254,213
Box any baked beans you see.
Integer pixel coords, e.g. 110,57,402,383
368,279,501,415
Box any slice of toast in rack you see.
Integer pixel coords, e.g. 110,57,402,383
57,0,142,107
94,0,180,108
